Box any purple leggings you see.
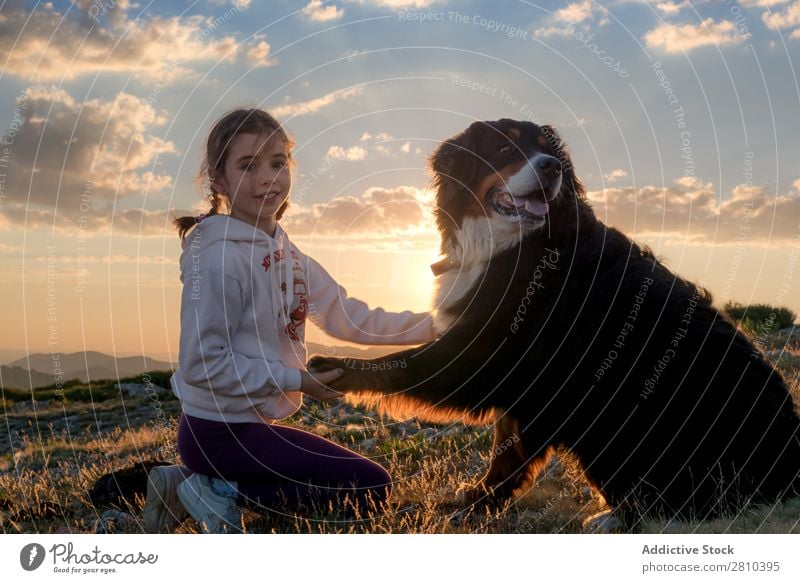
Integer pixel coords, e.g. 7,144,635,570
177,414,391,511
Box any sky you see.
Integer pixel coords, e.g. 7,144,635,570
0,0,798,364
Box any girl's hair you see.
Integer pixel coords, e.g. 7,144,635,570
173,108,294,243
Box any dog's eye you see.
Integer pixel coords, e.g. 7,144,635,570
499,143,514,154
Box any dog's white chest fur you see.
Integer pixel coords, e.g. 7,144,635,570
431,215,524,334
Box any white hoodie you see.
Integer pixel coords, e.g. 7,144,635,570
170,214,436,423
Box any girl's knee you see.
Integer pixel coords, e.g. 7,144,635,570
360,461,392,500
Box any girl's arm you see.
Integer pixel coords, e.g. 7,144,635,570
178,266,302,396
304,255,437,345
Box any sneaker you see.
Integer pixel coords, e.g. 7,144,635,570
142,465,192,532
176,473,243,534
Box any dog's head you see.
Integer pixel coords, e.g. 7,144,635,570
429,119,583,256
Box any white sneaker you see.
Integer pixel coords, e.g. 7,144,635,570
142,465,192,532
176,473,243,534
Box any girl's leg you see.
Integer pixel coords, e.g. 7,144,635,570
177,414,391,510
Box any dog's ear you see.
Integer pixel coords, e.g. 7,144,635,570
430,137,463,179
429,122,484,250
431,137,465,245
429,121,485,185
541,124,585,199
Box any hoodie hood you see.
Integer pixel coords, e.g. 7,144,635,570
183,213,276,252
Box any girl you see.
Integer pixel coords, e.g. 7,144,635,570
143,108,436,533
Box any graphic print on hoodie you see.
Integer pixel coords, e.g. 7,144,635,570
262,246,308,342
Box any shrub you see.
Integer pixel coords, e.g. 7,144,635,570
129,370,173,389
723,302,797,334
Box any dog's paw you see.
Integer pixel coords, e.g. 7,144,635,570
307,355,372,393
456,481,495,505
307,355,346,373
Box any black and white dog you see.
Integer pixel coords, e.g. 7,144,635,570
309,119,800,524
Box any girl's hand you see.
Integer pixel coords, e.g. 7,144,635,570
299,369,344,402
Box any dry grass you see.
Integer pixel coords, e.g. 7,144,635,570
1,327,798,534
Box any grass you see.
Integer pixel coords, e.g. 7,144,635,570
1,332,799,534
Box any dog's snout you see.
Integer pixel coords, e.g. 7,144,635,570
536,155,562,179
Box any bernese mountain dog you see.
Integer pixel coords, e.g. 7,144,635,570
308,119,800,526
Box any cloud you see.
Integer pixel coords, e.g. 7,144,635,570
604,168,628,183
347,0,439,8
0,205,185,237
360,131,393,142
558,3,588,22
644,18,751,53
326,132,411,160
33,253,177,265
0,86,180,235
246,37,276,67
302,0,345,21
655,1,689,15
282,186,434,238
0,1,240,82
534,0,608,38
271,86,364,118
555,1,604,23
533,26,575,38
586,177,800,243
738,0,790,7
209,0,253,8
761,1,800,30
326,145,368,160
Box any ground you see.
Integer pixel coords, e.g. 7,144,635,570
1,328,798,534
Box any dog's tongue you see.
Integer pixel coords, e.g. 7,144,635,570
524,200,549,216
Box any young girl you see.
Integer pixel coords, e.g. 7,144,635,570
143,108,436,533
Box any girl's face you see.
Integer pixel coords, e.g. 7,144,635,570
213,132,291,236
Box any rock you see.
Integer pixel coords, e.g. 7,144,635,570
582,510,623,533
763,327,800,352
419,428,437,439
344,424,367,433
115,383,165,397
360,438,377,451
774,326,799,342
94,509,138,533
12,401,32,413
658,518,685,533
438,425,463,438
543,457,564,478
312,423,330,436
316,408,334,420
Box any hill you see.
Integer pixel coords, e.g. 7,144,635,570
1,344,402,390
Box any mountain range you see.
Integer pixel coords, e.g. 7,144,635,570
0,344,399,390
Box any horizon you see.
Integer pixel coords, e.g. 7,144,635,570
0,339,397,367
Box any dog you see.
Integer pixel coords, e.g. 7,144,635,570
308,119,800,525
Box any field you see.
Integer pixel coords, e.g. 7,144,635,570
1,329,798,534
